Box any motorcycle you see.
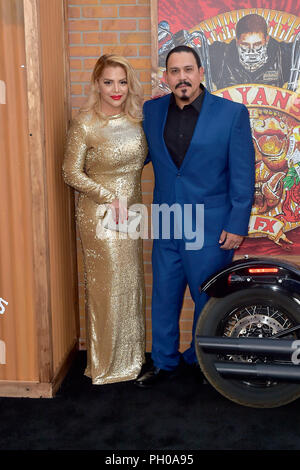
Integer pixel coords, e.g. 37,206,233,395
195,257,300,408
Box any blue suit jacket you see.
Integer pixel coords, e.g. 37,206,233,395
143,90,255,247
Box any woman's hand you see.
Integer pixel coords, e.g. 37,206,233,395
109,199,128,224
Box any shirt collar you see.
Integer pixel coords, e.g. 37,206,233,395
170,84,206,112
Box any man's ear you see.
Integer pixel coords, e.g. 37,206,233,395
163,69,168,84
265,34,270,45
199,66,205,82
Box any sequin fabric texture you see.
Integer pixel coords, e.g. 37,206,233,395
63,111,148,384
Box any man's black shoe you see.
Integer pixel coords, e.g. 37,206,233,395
134,365,178,388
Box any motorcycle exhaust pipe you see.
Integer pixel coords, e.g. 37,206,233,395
215,361,300,383
197,336,297,357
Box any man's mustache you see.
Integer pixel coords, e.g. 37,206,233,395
175,81,192,89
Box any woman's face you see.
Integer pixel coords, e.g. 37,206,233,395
97,65,129,115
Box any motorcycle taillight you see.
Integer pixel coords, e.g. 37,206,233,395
248,268,279,274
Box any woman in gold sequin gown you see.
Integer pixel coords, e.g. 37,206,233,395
63,55,148,384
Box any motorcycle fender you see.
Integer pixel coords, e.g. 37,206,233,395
200,257,300,299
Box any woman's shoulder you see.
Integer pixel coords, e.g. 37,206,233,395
68,110,98,136
72,110,95,126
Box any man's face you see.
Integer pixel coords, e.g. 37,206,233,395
164,51,204,107
237,31,268,71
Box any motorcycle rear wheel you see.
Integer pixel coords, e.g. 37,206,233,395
195,288,300,408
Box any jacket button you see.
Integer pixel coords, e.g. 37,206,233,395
177,172,181,177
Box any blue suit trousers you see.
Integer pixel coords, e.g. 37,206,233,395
151,238,234,370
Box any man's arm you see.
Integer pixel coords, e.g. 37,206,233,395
221,105,255,249
142,101,152,166
144,152,151,165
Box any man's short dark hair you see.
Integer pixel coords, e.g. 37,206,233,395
236,14,268,40
166,45,202,69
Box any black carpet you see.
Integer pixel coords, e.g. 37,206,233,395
1,351,300,452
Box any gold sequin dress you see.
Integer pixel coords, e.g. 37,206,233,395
63,111,147,384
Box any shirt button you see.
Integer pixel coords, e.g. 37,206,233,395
179,134,183,138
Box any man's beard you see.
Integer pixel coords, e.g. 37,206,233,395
176,81,191,101
179,93,190,101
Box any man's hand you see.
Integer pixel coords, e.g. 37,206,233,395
219,230,244,250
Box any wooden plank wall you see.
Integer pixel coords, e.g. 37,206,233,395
38,0,79,376
0,0,38,382
0,0,79,396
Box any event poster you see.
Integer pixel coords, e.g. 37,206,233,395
153,0,300,256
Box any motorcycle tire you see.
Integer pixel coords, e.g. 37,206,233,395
195,288,300,408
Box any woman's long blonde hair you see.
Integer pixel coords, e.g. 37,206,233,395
80,54,144,123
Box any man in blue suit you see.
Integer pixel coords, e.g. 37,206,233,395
135,45,255,387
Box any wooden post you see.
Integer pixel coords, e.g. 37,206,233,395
23,0,53,384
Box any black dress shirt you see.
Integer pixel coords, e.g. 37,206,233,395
164,85,205,168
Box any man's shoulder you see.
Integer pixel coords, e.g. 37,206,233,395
209,91,247,113
143,93,170,111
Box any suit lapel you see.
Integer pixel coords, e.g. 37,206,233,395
155,90,216,171
179,90,215,172
157,94,179,171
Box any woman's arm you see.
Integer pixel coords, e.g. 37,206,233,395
62,118,115,205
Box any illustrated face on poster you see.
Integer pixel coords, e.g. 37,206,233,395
154,3,300,256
